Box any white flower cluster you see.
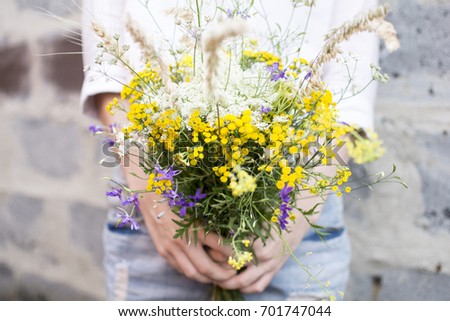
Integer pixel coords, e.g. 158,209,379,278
156,52,279,130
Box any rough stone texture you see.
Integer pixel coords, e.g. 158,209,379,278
0,193,7,245
415,132,450,232
41,35,84,93
339,0,450,300
0,262,16,300
6,193,43,224
0,41,30,95
379,0,450,103
344,270,374,301
16,273,95,301
69,202,104,267
0,0,449,301
17,118,80,179
1,193,42,251
418,167,450,232
378,269,450,301
382,0,450,78
346,268,450,301
3,193,43,251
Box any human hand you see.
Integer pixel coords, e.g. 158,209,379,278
140,193,237,284
95,93,237,285
213,151,349,293
215,222,306,293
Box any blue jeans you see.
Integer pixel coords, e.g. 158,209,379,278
103,194,351,300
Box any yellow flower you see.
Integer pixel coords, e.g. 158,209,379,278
228,251,253,270
289,146,299,154
179,54,193,67
276,181,285,190
106,97,119,115
347,129,385,164
228,166,257,196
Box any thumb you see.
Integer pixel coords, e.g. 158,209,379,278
202,232,233,257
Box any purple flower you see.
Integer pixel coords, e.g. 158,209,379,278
304,70,312,80
176,198,195,217
89,124,103,134
260,105,271,114
179,199,195,217
226,8,250,19
238,10,251,19
278,204,292,230
163,189,184,208
278,184,294,230
117,212,140,230
280,185,294,203
121,193,140,209
155,165,181,182
267,62,280,73
103,138,115,147
268,63,287,81
189,188,207,202
179,205,188,217
188,29,201,42
163,190,194,217
109,123,117,133
162,187,205,218
106,188,122,200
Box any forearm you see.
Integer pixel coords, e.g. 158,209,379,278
95,93,165,218
293,142,350,239
96,93,142,188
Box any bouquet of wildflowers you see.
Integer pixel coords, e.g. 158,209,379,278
89,1,400,300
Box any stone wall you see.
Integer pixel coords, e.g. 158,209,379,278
344,0,450,300
0,0,106,300
0,0,449,300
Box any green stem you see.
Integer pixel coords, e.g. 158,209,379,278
193,39,197,76
195,0,204,63
250,204,333,298
195,0,202,29
297,5,313,56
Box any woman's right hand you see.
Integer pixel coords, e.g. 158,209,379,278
97,92,236,284
138,191,237,284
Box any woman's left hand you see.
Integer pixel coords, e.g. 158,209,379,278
215,209,316,293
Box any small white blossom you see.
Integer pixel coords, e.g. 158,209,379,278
273,115,290,123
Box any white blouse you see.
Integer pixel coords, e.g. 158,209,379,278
81,0,379,129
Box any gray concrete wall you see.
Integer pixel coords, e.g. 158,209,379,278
344,0,450,300
0,0,107,300
0,0,449,300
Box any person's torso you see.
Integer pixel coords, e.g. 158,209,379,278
122,0,337,68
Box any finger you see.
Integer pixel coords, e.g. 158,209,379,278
206,247,228,263
218,264,266,290
164,253,183,274
173,250,212,284
202,233,234,257
240,272,274,294
185,245,236,282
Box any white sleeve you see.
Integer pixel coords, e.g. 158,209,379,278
80,0,127,119
323,0,380,129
